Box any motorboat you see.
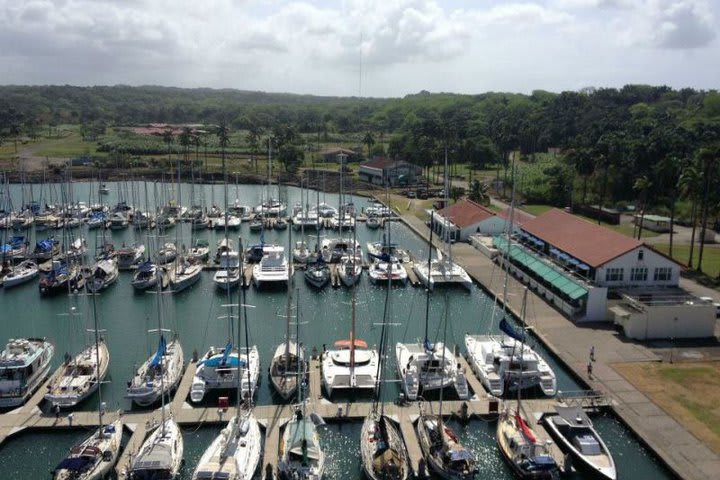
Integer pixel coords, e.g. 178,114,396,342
131,261,167,291
52,420,123,480
45,338,110,408
465,326,557,398
361,411,409,480
190,342,260,403
252,245,291,288
414,249,472,291
128,417,184,480
126,335,184,407
155,243,178,265
39,261,85,296
116,243,145,269
321,339,379,396
542,406,616,480
0,235,28,260
0,337,54,408
108,212,128,230
3,260,39,288
188,239,210,263
192,410,262,480
278,406,325,480
86,258,119,293
395,341,469,401
213,250,241,290
365,215,381,230
497,408,561,480
168,257,202,293
304,261,330,289
417,413,478,480
368,259,408,286
366,241,411,264
32,237,60,261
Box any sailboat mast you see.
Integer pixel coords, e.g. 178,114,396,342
240,238,253,404
155,264,167,435
90,292,104,432
284,223,293,363
424,212,435,344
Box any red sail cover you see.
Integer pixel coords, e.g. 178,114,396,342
515,414,537,444
334,339,368,349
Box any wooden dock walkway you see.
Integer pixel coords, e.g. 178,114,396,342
403,262,421,287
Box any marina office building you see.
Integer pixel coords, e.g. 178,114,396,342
466,208,715,339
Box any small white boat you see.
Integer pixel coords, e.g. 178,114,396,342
337,255,362,287
192,411,262,480
292,240,313,264
155,243,178,265
45,339,110,408
132,261,166,291
278,405,325,480
190,343,260,403
52,420,123,480
213,250,241,290
126,335,184,407
304,261,329,289
129,417,184,480
188,239,210,263
116,243,145,269
0,337,54,408
214,214,241,230
3,260,39,288
395,341,469,401
368,259,408,286
108,212,128,230
321,237,360,264
365,215,381,229
98,184,110,195
252,245,291,288
269,340,305,401
168,258,202,293
215,238,234,263
86,213,107,229
366,241,411,264
254,198,287,217
543,406,616,480
86,258,119,293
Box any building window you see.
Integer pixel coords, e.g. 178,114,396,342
630,267,648,282
654,267,672,281
605,268,624,282
638,250,644,261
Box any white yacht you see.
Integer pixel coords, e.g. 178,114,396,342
337,254,362,287
368,259,408,286
270,340,305,401
126,335,184,407
108,212,129,230
322,339,379,396
52,419,123,480
465,329,557,397
190,343,260,403
129,417,184,480
252,245,291,288
213,250,241,290
321,237,360,264
3,260,39,288
86,258,119,293
213,214,241,230
278,406,325,480
395,341,469,401
366,241,411,263
131,261,166,291
188,239,210,263
254,198,287,217
168,258,202,293
155,243,178,265
45,339,110,408
414,249,472,291
228,202,253,221
0,337,54,408
192,410,262,480
292,208,320,230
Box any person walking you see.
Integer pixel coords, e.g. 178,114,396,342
587,361,593,380
590,345,595,362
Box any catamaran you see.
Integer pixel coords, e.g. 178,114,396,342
252,244,291,288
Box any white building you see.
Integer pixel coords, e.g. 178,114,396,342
358,158,423,186
432,200,522,242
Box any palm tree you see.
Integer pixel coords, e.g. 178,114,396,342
633,175,652,239
179,127,192,165
362,131,375,157
162,129,174,171
678,165,702,268
216,123,230,177
696,148,717,273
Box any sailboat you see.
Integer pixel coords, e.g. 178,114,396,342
464,168,556,398
360,241,410,480
270,227,307,401
496,289,561,480
192,251,262,480
321,253,379,395
192,239,260,403
396,224,469,401
52,294,122,480
45,283,110,409
416,290,477,480
277,302,325,480
128,259,184,480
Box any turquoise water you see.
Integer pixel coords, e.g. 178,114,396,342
0,181,674,479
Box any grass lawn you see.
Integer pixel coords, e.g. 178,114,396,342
385,194,434,221
654,243,720,278
520,204,553,216
615,362,720,455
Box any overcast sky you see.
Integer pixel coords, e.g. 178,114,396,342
0,0,717,97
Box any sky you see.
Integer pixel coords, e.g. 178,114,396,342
0,0,717,97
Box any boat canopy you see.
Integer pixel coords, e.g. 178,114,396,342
150,335,167,368
334,339,368,349
54,456,94,473
138,261,156,273
448,449,473,462
500,318,525,343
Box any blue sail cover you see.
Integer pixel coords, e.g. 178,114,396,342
423,338,434,351
36,239,54,251
10,236,24,247
150,335,167,368
500,318,525,342
138,260,155,273
379,252,392,262
221,340,233,365
54,456,93,472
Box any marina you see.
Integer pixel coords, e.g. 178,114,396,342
0,181,678,479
